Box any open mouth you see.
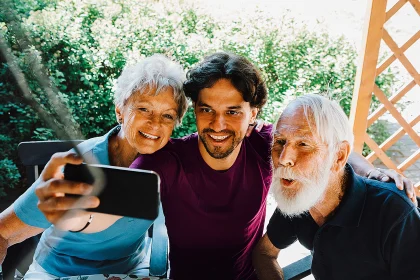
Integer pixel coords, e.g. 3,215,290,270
139,130,159,140
281,178,296,188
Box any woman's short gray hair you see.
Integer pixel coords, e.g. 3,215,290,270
114,54,188,125
286,94,354,152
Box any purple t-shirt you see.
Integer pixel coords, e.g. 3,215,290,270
131,125,272,280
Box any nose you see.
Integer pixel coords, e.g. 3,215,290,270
278,143,296,167
147,112,161,129
210,113,227,132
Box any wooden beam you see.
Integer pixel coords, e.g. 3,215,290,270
350,0,388,154
398,148,420,171
364,133,402,172
382,29,420,85
367,80,416,126
409,0,420,16
373,85,420,146
376,30,420,75
369,114,420,161
385,0,408,22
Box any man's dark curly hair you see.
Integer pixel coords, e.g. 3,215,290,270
183,52,268,111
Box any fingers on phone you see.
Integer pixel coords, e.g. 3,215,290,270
36,179,93,200
38,195,99,212
42,152,83,181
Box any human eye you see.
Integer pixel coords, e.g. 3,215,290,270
163,114,175,121
275,139,286,146
226,110,240,116
138,107,149,112
200,107,213,113
298,142,308,147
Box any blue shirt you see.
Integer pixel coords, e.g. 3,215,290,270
14,126,153,276
267,165,420,280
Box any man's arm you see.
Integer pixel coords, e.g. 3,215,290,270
0,205,44,264
253,234,283,280
347,152,374,177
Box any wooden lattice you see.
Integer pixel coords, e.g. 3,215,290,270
349,0,420,189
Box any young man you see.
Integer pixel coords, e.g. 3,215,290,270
131,52,271,279
253,94,420,280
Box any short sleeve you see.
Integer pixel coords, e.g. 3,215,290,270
386,208,420,279
247,124,273,166
266,208,298,250
14,177,52,228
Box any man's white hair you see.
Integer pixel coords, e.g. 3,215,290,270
286,94,354,152
114,54,188,125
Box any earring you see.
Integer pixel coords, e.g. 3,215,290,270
118,118,122,124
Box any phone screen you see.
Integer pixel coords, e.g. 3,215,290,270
64,163,160,220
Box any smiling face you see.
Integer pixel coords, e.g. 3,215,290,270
195,79,258,164
116,87,178,155
271,105,334,216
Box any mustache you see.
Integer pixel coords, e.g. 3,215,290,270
202,128,235,136
273,167,309,182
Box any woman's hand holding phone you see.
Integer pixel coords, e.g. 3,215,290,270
35,151,99,232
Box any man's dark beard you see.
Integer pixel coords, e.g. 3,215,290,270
199,128,244,159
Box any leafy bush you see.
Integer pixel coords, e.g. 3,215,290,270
0,0,396,197
0,158,21,196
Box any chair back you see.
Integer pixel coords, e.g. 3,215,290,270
283,254,313,280
18,140,83,186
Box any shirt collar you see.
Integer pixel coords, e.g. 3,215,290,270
327,164,367,228
92,125,121,165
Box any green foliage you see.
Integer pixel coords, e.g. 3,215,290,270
0,0,396,197
0,158,21,195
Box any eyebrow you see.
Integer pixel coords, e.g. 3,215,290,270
197,101,210,107
133,101,177,112
273,131,314,141
197,102,242,110
227,105,242,110
133,100,153,106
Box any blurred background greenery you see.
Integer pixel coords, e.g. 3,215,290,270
0,0,397,197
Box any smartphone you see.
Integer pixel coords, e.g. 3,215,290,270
63,163,160,220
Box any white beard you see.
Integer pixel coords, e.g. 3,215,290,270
270,156,333,217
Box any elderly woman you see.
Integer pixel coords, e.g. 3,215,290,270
0,54,188,279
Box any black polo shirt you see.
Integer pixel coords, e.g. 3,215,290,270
267,164,420,280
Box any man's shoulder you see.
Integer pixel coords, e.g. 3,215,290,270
244,124,273,164
249,123,273,141
361,176,416,214
364,177,413,204
168,133,198,147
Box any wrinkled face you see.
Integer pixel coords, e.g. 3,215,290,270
270,106,334,216
116,87,178,154
195,79,258,159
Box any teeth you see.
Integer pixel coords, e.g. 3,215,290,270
209,134,229,140
140,131,159,139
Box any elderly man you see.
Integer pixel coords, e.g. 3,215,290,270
253,94,420,280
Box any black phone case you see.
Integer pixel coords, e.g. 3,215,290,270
63,163,160,220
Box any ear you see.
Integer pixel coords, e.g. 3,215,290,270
249,107,259,125
332,141,351,172
115,106,123,124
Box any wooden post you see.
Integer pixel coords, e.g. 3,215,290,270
349,0,388,153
